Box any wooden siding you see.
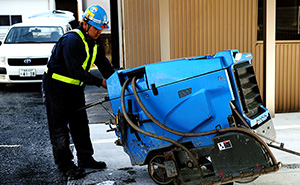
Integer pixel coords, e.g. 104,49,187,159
169,0,258,59
122,0,258,67
253,43,265,101
256,42,300,112
122,0,161,68
121,0,300,112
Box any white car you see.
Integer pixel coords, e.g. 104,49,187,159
0,11,73,87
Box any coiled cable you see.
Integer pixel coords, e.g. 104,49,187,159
121,77,201,173
121,76,279,176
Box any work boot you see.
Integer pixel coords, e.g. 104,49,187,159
78,158,107,169
60,163,85,180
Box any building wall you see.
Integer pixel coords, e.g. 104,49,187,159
0,0,54,41
169,0,258,59
256,41,300,112
120,0,300,112
0,0,51,20
122,0,161,68
121,0,258,66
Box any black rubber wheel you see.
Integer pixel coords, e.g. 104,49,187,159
147,154,174,185
0,83,6,89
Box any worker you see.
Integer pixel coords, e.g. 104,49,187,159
42,5,115,179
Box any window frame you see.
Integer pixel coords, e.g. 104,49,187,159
0,15,22,26
257,0,300,41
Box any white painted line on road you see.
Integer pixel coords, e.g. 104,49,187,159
275,125,300,130
96,181,115,185
0,145,22,148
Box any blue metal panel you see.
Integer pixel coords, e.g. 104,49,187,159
106,50,271,165
145,57,224,87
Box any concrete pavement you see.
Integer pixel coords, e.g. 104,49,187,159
68,72,300,184
235,113,300,185
69,112,300,185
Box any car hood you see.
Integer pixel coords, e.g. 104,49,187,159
0,43,55,58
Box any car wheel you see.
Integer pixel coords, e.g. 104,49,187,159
0,83,6,89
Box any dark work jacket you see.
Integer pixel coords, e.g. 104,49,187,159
46,26,115,88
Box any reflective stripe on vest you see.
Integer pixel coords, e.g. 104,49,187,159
73,29,98,72
49,29,98,86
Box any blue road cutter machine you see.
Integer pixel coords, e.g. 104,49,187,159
106,50,281,184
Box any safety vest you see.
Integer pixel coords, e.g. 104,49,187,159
47,29,98,86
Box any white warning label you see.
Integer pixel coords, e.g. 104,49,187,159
217,140,232,151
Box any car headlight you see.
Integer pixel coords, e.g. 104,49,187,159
0,57,6,65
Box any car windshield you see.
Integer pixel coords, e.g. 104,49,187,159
4,26,64,44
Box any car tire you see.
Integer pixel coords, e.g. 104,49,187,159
0,83,6,89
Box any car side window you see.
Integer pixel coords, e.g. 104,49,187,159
66,24,72,32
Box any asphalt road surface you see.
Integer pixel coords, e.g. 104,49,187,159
0,69,146,185
0,83,65,184
0,71,111,184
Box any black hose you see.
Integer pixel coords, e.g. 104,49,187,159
130,76,278,165
121,76,279,175
120,77,201,171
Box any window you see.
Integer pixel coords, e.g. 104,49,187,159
4,26,64,44
258,0,300,40
0,16,10,26
0,15,22,26
11,15,22,25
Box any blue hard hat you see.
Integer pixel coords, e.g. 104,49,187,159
82,5,109,30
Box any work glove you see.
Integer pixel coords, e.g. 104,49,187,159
102,79,107,89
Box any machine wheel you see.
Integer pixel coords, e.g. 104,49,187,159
236,177,258,183
148,154,174,185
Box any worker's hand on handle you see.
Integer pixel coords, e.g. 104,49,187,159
102,79,107,89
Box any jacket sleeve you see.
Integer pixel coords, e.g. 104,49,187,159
61,33,103,87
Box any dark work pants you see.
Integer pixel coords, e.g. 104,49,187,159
43,74,94,170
